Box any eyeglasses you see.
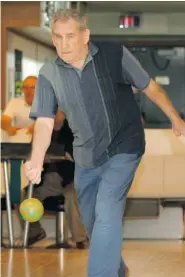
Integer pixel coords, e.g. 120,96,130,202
22,86,35,89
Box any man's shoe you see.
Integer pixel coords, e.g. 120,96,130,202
27,228,46,246
76,238,89,249
14,228,46,247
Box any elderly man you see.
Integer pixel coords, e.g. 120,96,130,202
24,9,185,277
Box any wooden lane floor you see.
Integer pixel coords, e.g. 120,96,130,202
1,241,185,277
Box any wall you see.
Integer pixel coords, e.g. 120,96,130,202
6,31,56,104
1,1,42,109
87,12,185,35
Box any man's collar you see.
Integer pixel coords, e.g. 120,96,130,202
89,41,99,56
55,41,98,66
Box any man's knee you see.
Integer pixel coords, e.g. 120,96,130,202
34,172,63,200
95,199,123,226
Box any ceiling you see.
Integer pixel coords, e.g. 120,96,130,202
87,1,185,13
10,1,185,48
10,26,53,48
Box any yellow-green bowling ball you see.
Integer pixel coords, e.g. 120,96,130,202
19,198,44,222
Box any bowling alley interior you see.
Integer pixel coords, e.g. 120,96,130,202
1,1,185,277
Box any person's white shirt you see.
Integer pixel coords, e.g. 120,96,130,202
1,97,33,195
1,97,34,143
4,97,33,128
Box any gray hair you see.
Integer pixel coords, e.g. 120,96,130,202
50,9,88,31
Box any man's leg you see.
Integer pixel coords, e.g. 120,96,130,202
74,164,129,273
61,183,89,248
75,154,142,277
88,153,141,277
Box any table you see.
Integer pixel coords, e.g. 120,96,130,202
1,142,65,248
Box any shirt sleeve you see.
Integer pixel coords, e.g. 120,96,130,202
30,74,58,120
3,98,18,118
121,46,150,90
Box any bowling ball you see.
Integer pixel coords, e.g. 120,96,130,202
19,198,44,222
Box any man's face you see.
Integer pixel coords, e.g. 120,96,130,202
52,18,90,64
23,77,37,105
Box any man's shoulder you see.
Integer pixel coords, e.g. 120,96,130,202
93,41,123,59
93,40,122,50
39,60,57,79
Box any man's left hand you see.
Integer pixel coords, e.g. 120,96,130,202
172,118,185,137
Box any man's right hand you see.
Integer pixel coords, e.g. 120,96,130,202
24,117,54,184
24,160,43,184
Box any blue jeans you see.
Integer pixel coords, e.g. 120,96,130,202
74,153,142,277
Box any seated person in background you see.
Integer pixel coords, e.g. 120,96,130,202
17,110,89,249
1,76,37,209
1,77,37,247
1,76,37,137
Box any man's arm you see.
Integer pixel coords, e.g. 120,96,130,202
121,46,185,136
31,117,54,165
143,79,180,123
29,74,58,164
25,73,58,184
143,79,185,136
